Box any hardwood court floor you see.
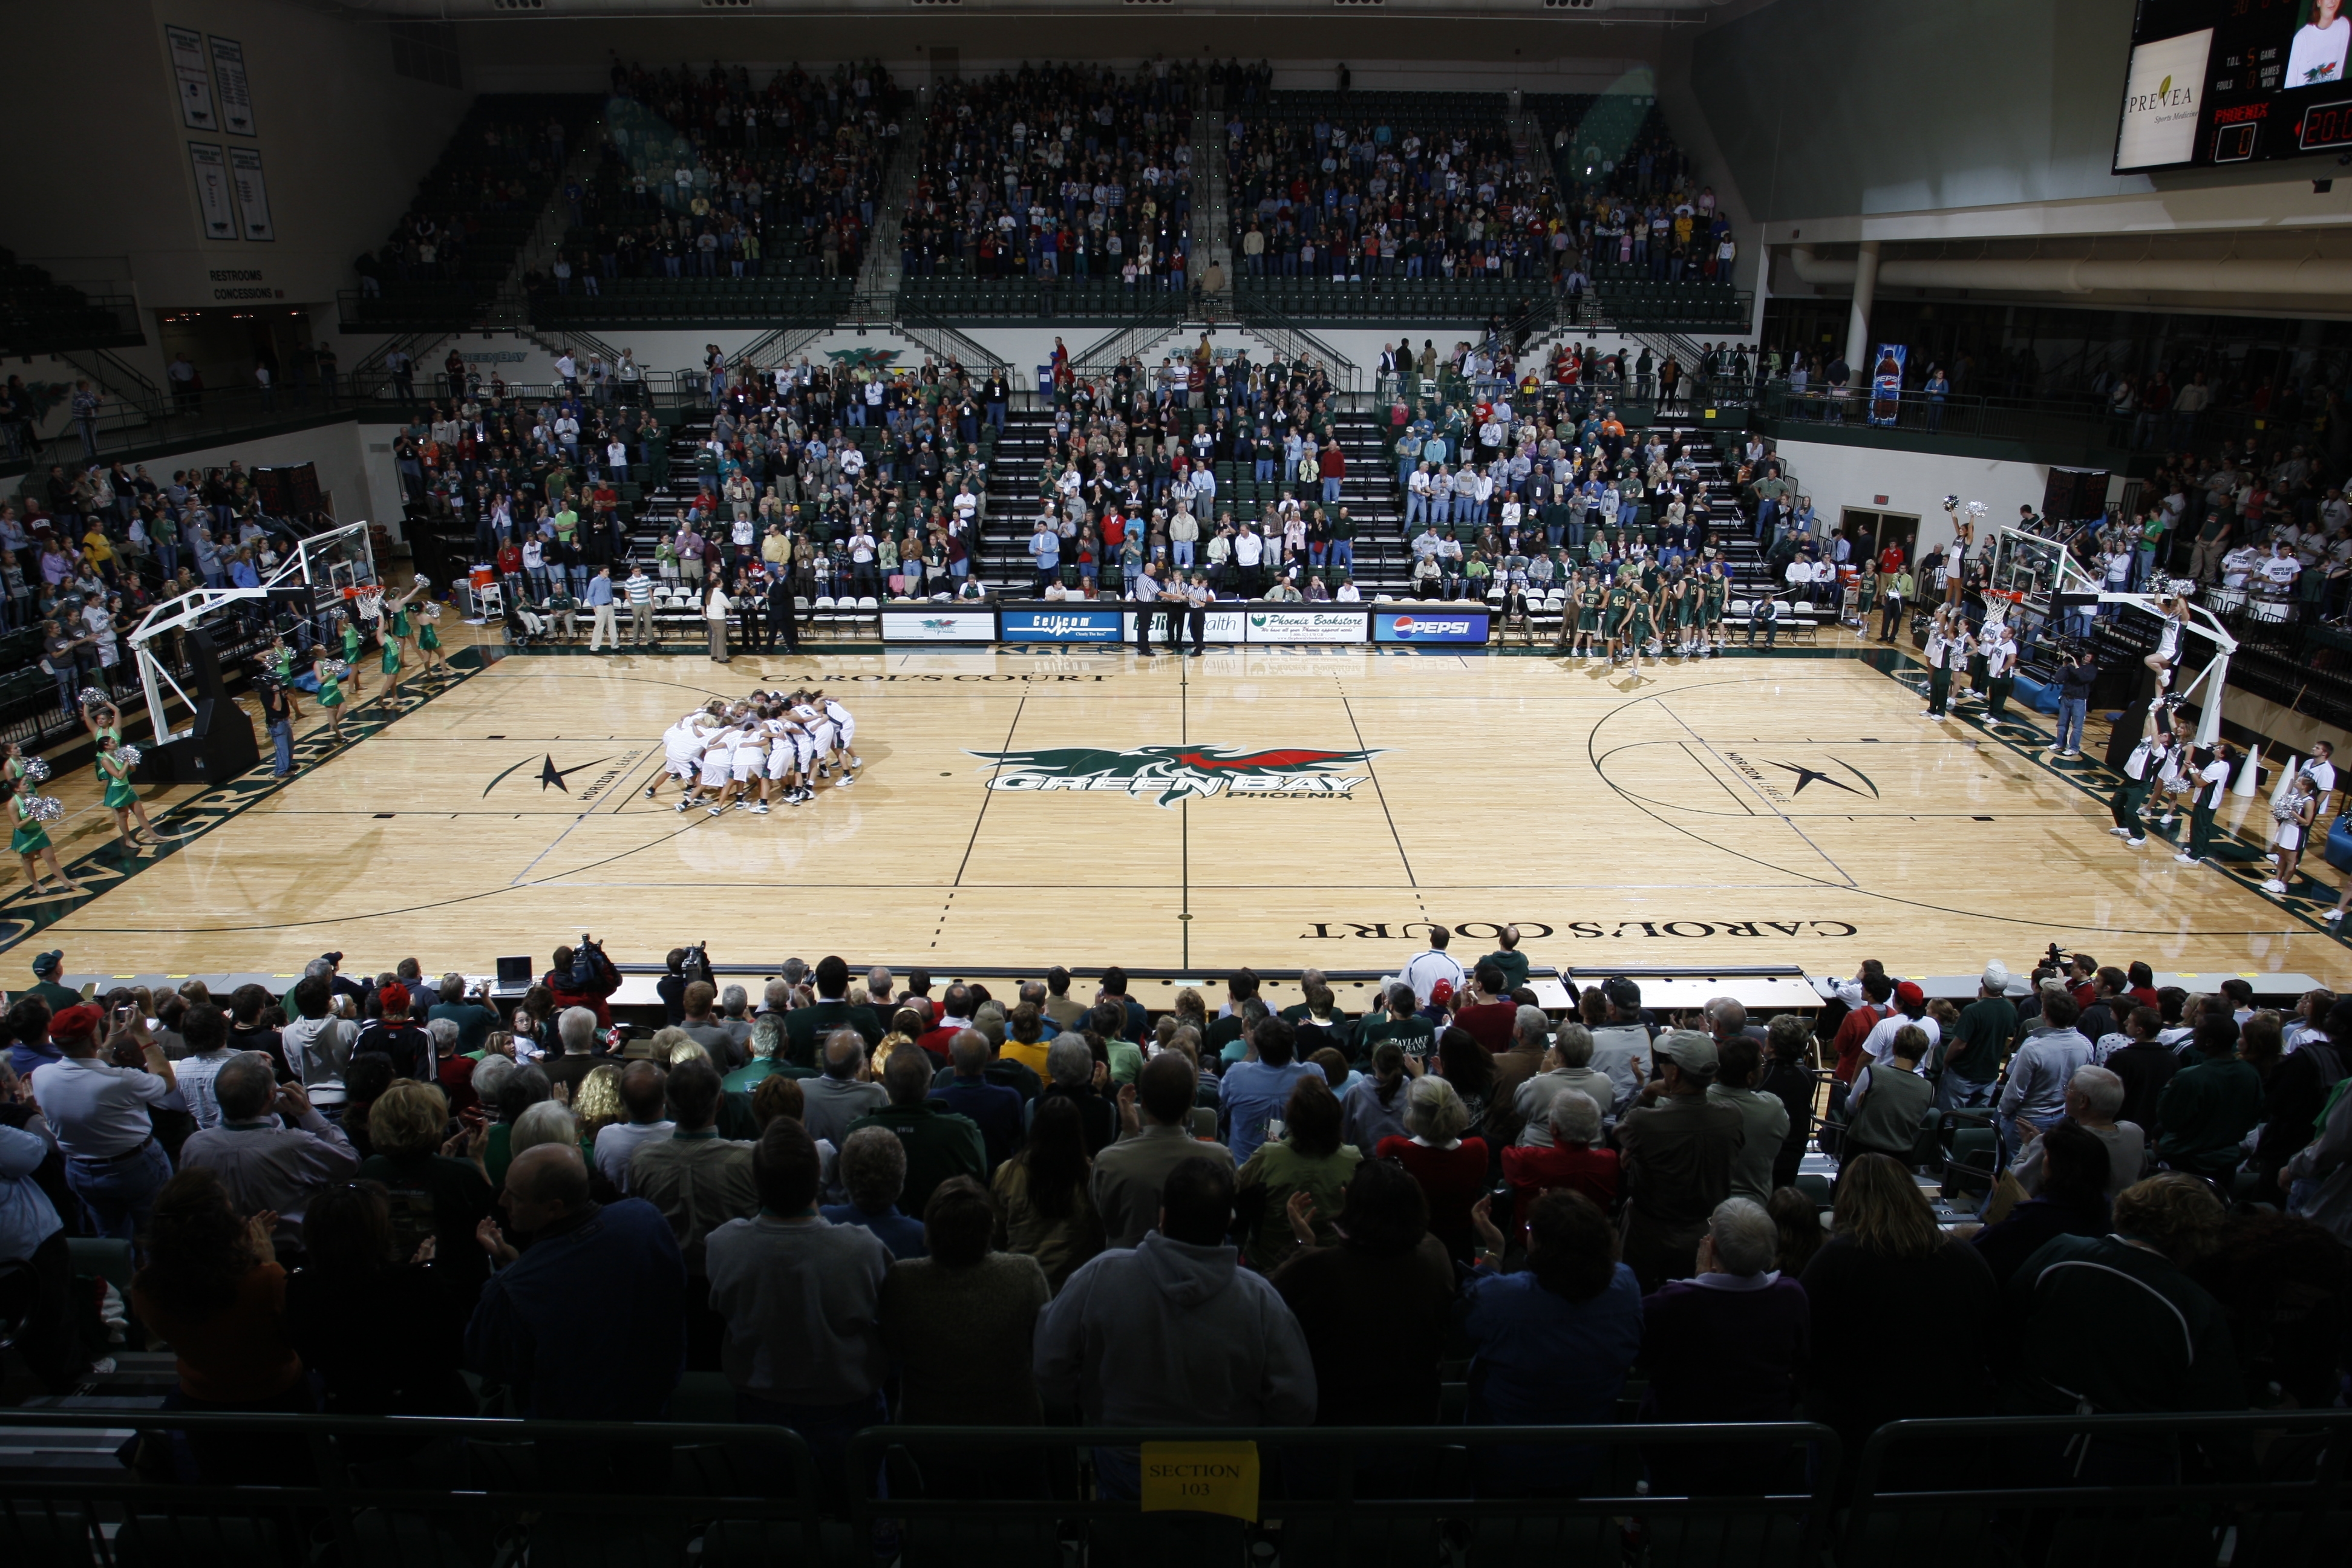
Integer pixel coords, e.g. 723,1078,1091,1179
17,640,2351,982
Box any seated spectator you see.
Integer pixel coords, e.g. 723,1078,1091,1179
592,1059,675,1193
1235,1076,1361,1274
629,1056,757,1365
130,1169,313,1480
1091,1053,1234,1249
879,1175,1050,1425
823,1125,928,1259
169,1002,240,1131
0,1100,78,1393
997,999,1053,1079
1377,1075,1490,1262
932,1027,1024,1172
465,1142,686,1420
803,1027,889,1148
991,1093,1104,1291
2004,1174,2243,1436
1434,1025,1498,1142
177,1053,359,1248
846,1045,987,1218
1970,1120,2112,1287
286,1178,471,1416
356,1079,497,1315
1616,1031,1745,1290
1798,1154,1998,1455
1339,1040,1413,1155
1513,1022,1619,1146
1638,1197,1811,1495
1500,1089,1618,1243
1768,1186,1827,1276
1220,1014,1320,1163
1035,1157,1315,1496
707,1118,892,1503
2011,1063,2145,1198
2158,1016,2263,1182
1272,1157,1455,1428
1460,1189,1644,1495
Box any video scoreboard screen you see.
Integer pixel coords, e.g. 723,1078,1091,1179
2116,0,2352,170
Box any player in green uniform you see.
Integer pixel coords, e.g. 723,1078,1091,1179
1604,577,1632,662
1625,584,1660,675
8,775,77,895
1703,565,1729,654
94,734,157,851
1572,572,1604,658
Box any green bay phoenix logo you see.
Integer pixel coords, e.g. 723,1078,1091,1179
482,750,644,805
969,745,1385,807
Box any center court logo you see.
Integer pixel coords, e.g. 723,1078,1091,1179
969,745,1385,807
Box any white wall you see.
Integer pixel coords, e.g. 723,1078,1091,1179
2,419,376,532
1765,437,2048,558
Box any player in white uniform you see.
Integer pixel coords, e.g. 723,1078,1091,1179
788,692,840,784
679,725,739,813
646,707,723,802
815,688,861,774
724,721,771,816
762,706,811,805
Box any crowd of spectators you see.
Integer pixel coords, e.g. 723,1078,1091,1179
900,64,1194,291
544,60,898,295
353,105,583,304
4,929,2347,1511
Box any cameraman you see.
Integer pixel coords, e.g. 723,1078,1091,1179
253,660,294,778
547,935,621,1028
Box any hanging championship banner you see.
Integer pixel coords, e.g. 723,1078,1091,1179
166,25,217,130
229,148,275,241
189,143,237,241
209,36,255,136
1869,343,1907,427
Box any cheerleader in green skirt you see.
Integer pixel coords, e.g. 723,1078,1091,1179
416,600,447,676
266,636,307,720
94,734,156,851
79,695,122,751
338,609,370,700
8,776,77,895
313,650,348,742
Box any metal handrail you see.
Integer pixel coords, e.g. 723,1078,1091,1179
1233,302,1361,391
893,307,1010,378
1070,306,1190,377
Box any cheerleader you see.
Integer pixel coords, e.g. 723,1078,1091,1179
1921,607,1958,719
416,595,448,676
265,636,307,720
378,598,407,703
312,649,349,742
8,774,78,895
79,694,122,750
94,734,157,851
2108,707,2170,849
2266,771,2318,895
3,741,44,790
2143,593,2190,693
336,608,370,700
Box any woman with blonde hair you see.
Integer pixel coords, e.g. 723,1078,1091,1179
1376,1074,1489,1262
871,1007,927,1077
353,1079,496,1315
1798,1152,1998,1454
571,1062,626,1145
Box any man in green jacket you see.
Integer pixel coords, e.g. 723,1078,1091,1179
783,955,883,1067
1479,926,1532,994
843,1048,985,1218
2155,1016,2263,1181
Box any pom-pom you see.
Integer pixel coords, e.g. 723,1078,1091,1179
28,796,64,823
19,758,50,784
114,745,141,770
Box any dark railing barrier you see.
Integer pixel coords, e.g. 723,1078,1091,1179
4,1409,2344,1567
1754,382,2313,456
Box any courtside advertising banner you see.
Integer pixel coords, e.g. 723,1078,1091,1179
1122,609,1248,642
1000,607,1125,643
1373,610,1490,644
1246,609,1368,643
880,610,998,642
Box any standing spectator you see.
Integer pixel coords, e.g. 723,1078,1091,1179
1512,1023,1619,1146
1615,1031,1745,1290
803,1028,889,1147
991,1093,1105,1290
629,1057,757,1365
2157,1015,2264,1181
286,1179,472,1417
706,1119,891,1501
28,1004,175,1241
1999,989,2095,1165
1218,1015,1318,1163
1706,1034,1789,1204
823,1125,927,1258
1500,1089,1618,1242
1840,1025,1935,1166
845,1047,986,1220
0,1105,76,1393
1638,1197,1811,1495
1460,1189,1644,1495
176,1056,359,1246
355,1080,495,1319
1968,1120,2114,1287
1270,1159,1455,1428
1377,1076,1491,1262
1091,1054,1235,1248
931,1028,1025,1175
1797,1154,1998,1457
1034,1158,1316,1496
592,1060,675,1193
1941,962,2017,1111
878,1176,1051,1423
467,1143,686,1420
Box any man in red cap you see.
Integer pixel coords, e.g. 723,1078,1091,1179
353,982,435,1082
1857,981,1939,1076
27,1003,176,1241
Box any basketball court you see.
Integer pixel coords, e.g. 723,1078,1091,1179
11,641,2345,984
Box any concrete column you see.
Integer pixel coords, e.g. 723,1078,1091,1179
1843,240,1880,373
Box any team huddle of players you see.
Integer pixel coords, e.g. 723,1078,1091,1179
1550,560,1734,669
647,689,862,817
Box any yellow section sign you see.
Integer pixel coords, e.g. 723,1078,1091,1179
1138,1441,1260,1521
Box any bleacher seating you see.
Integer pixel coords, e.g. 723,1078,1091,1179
0,248,140,353
531,62,892,331
346,93,602,330
895,63,1196,321
1226,92,1552,323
